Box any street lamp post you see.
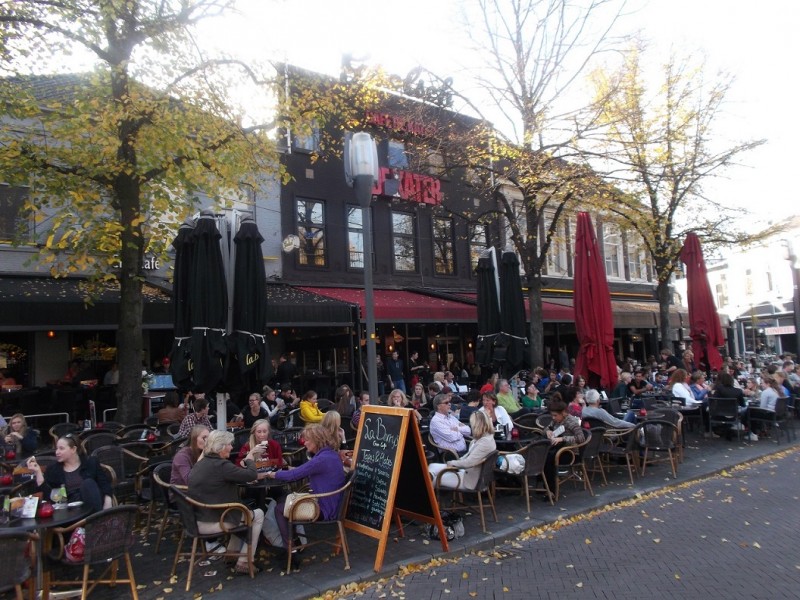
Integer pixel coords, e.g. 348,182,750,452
784,240,800,357
346,132,380,401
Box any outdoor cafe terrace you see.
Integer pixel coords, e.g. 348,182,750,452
1,397,797,600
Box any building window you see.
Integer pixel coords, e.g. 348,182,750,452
716,274,728,308
425,149,446,178
293,121,320,152
603,224,624,279
346,205,371,269
387,140,409,169
545,214,569,276
469,223,489,272
391,211,416,272
296,199,326,266
433,217,455,275
626,234,649,281
0,184,31,243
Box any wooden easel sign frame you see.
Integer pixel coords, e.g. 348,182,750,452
344,405,447,571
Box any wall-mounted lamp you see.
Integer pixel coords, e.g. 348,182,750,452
467,341,473,349
47,330,56,339
430,343,435,350
388,344,394,352
272,328,279,336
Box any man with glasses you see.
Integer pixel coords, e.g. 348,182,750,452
429,395,470,456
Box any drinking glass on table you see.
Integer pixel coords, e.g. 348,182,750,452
50,484,67,509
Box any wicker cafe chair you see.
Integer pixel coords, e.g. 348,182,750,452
433,450,498,533
552,431,592,502
169,486,256,591
580,427,608,491
149,462,182,553
285,472,355,573
535,413,553,429
42,505,139,600
748,397,793,444
707,397,743,442
494,439,552,512
657,408,685,462
92,445,148,504
81,431,119,455
0,530,38,600
426,433,459,463
512,413,545,442
48,423,82,448
275,427,307,466
116,424,152,442
600,427,639,485
635,419,679,478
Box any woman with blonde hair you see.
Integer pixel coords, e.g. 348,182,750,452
321,410,346,450
2,413,37,458
188,430,267,574
388,388,422,422
427,411,496,490
409,382,429,410
263,424,346,548
170,424,210,487
236,419,283,467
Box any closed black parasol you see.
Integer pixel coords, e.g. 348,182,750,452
230,217,271,385
188,210,228,393
169,220,195,387
476,251,502,367
498,251,530,374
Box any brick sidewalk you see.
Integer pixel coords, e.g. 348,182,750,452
336,445,800,599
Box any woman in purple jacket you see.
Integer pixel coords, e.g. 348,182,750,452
263,424,346,547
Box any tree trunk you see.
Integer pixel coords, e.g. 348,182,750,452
527,279,544,368
117,272,144,424
656,278,672,351
114,174,144,425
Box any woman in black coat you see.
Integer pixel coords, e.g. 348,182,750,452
26,433,113,513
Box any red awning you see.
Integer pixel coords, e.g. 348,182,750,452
455,292,573,323
299,288,477,323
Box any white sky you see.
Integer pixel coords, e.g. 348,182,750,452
203,0,798,228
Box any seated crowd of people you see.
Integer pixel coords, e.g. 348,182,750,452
12,347,796,584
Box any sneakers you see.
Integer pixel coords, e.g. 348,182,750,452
205,541,226,557
745,432,759,442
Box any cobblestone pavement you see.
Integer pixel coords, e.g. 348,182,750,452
332,447,800,600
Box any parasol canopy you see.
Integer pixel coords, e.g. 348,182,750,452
680,232,724,372
573,212,618,390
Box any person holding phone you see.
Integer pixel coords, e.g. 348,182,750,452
542,397,585,500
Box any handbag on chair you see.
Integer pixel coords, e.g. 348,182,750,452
283,492,320,522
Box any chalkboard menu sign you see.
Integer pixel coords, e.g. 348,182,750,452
345,405,447,571
346,410,403,531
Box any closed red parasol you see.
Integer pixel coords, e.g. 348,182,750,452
680,232,724,372
573,212,618,390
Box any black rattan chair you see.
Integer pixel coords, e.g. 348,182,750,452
0,530,37,600
285,472,354,573
43,505,139,600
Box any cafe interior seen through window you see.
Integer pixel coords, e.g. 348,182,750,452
297,199,326,267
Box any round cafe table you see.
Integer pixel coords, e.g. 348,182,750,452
1,503,93,591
